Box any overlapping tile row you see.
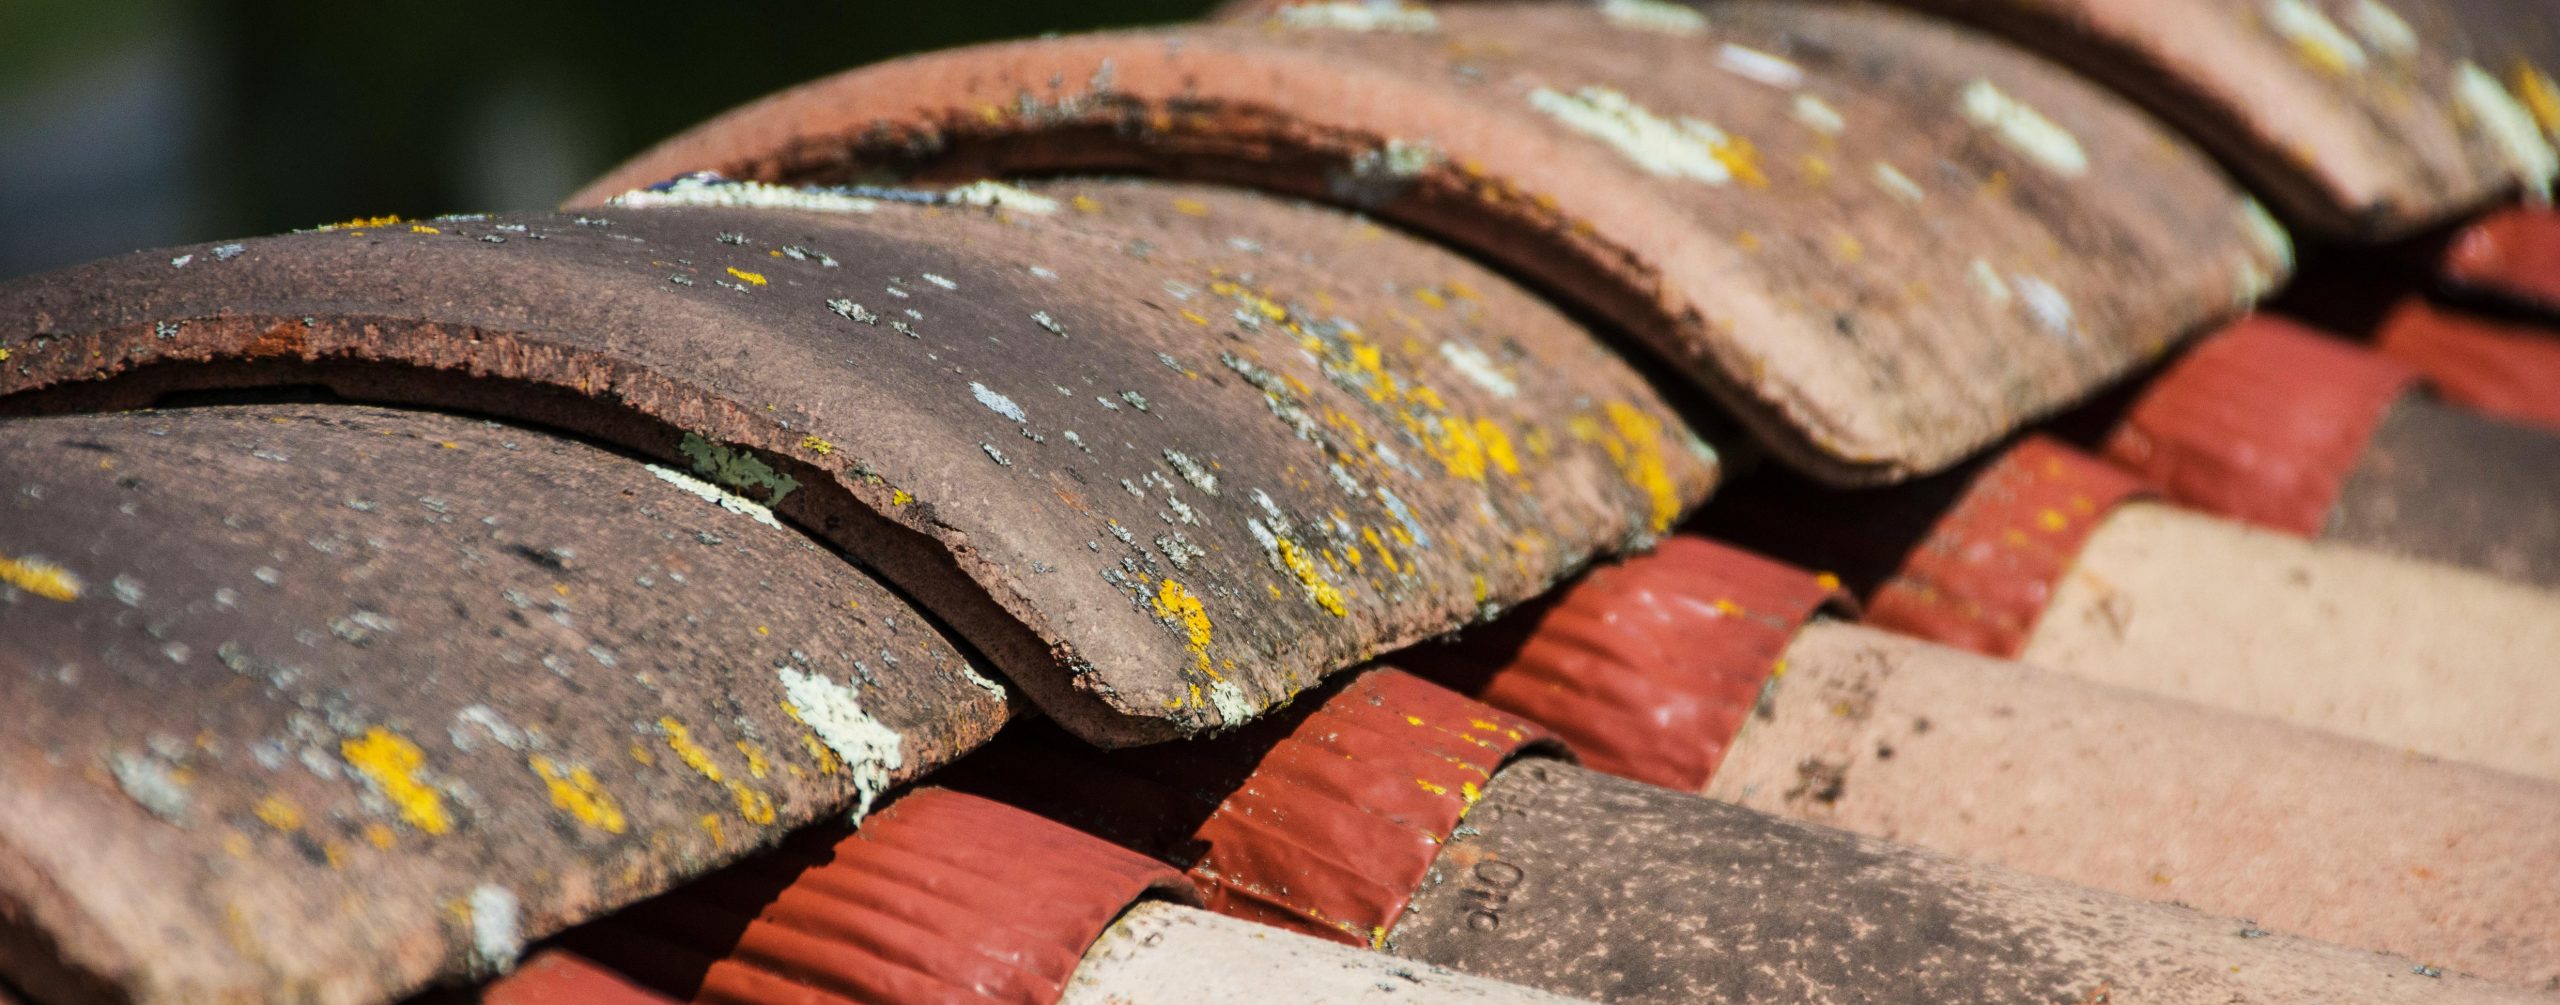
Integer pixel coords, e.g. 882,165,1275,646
2443,207,2560,318
2103,314,2560,587
934,667,2533,1001
2375,295,2560,434
1400,532,2560,984
0,405,1012,1005
0,179,1711,747
572,0,2289,485
1708,435,2560,783
460,788,1594,1005
1868,0,2559,238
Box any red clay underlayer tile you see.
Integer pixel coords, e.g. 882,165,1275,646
2103,315,2419,536
2442,206,2560,318
0,179,1712,746
1863,437,2151,659
2377,295,2560,433
521,788,1194,1005
1866,0,2558,239
1401,535,1849,791
571,1,2288,486
2099,309,2560,583
469,951,677,1005
941,669,1556,949
0,405,1009,1005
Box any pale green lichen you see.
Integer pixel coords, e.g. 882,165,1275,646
678,433,800,506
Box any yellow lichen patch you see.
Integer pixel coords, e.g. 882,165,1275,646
0,553,83,602
1580,403,1684,533
1361,527,1403,574
1275,538,1350,617
735,741,771,780
780,701,847,775
1152,578,1216,671
2520,63,2560,137
1475,418,1520,476
1414,287,1449,309
889,488,913,506
364,823,398,850
1172,198,1210,217
2036,508,2069,532
731,784,776,826
658,717,725,783
726,267,768,286
699,813,726,848
799,435,834,456
223,832,254,858
530,756,629,835
1433,415,1489,481
409,224,440,235
254,795,305,832
1814,572,1842,592
1708,132,1769,187
320,214,402,231
1072,194,1103,214
342,728,452,835
1416,778,1450,796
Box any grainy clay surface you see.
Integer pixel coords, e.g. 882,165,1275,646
1061,902,1593,1005
2023,502,2560,782
1393,761,2543,1003
1712,621,2560,987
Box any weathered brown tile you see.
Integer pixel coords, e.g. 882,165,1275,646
1390,759,2541,1003
0,405,1007,1005
570,3,2285,484
1875,0,2559,238
0,181,1711,746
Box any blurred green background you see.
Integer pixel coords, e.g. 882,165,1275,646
0,0,1208,279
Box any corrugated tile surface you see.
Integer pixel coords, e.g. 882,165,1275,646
539,788,1196,1005
2377,295,2560,433
0,180,1711,746
0,405,1007,1005
2443,207,2560,318
572,1,2287,485
1406,536,1848,791
1864,436,2152,658
949,670,1557,948
2102,315,2419,536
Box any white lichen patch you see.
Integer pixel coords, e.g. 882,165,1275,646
610,173,879,214
1715,44,1804,90
647,464,785,531
1792,94,1845,136
2346,0,2417,61
941,180,1060,214
1958,80,2089,178
1163,449,1221,496
1968,259,2014,307
2454,61,2560,198
108,751,190,823
1438,340,1519,397
778,667,906,821
2266,0,2369,74
1872,162,1926,205
1276,1,1437,32
2240,197,2297,271
2010,273,2079,342
467,884,523,974
1599,0,1705,35
971,381,1028,423
1206,680,1257,725
958,663,1010,704
1529,86,1737,184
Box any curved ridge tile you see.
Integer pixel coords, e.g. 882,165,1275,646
0,405,1007,1005
0,181,1712,745
1869,0,2558,238
571,3,2287,484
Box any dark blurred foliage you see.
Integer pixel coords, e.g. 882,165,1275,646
0,0,1207,279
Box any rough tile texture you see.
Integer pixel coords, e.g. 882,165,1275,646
1712,621,2560,987
0,181,1712,745
1880,0,2560,238
1390,760,2541,1003
2024,501,2560,782
1060,902,1590,1005
573,2,2286,484
0,405,1007,1005
2331,393,2560,588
